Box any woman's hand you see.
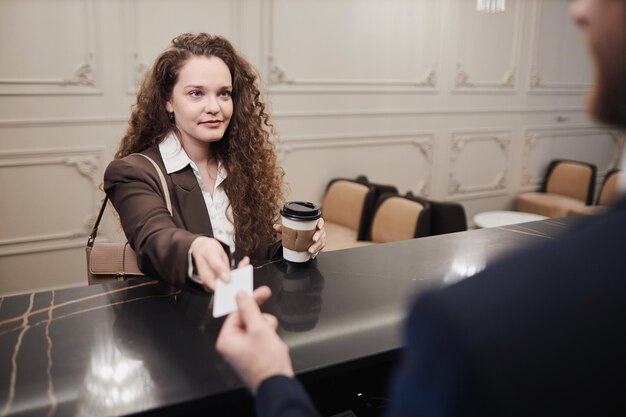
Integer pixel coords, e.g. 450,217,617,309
273,217,326,258
190,237,250,292
309,217,326,257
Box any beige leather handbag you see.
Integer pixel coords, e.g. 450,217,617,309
86,154,172,284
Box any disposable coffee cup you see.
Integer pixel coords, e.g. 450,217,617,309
280,201,322,263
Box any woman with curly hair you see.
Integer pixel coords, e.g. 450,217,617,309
104,33,326,291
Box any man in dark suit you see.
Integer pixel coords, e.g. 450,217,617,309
216,1,626,415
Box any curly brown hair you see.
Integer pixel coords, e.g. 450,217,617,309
115,33,284,253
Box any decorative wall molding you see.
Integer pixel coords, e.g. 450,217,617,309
268,56,439,89
521,133,537,187
277,131,434,196
124,0,148,93
0,0,99,95
521,127,621,186
62,63,96,87
0,148,102,184
527,0,591,94
0,116,127,128
0,147,105,257
528,65,588,94
452,0,522,94
448,131,511,196
123,0,243,93
455,64,516,90
272,107,587,118
264,0,441,93
0,239,89,257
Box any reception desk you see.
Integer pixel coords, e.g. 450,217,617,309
0,217,576,416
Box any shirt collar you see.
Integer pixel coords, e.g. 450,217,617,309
158,131,228,184
159,132,192,174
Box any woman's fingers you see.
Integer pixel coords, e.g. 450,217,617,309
191,237,233,291
252,285,272,305
309,218,326,254
237,256,250,268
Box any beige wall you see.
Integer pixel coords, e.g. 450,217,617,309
0,0,622,295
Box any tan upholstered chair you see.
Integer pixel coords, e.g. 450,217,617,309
322,176,398,252
517,159,596,218
596,168,621,206
369,194,431,243
322,179,376,251
569,168,621,216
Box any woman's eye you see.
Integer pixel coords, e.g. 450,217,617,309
189,90,202,97
220,90,232,98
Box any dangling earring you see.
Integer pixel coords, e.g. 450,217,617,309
168,112,175,122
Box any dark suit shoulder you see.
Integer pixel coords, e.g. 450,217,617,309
437,200,626,326
104,148,164,190
417,200,626,415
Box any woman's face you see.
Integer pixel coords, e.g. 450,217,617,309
166,55,233,150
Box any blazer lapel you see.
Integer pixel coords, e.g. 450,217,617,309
169,166,214,236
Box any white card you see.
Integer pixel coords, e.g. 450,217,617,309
212,264,254,318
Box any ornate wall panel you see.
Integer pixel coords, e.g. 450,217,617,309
448,131,511,197
521,128,621,187
527,0,592,94
266,0,441,93
277,132,434,201
272,106,587,119
0,249,88,295
0,147,104,256
123,0,242,92
0,0,608,294
0,0,99,95
452,0,522,93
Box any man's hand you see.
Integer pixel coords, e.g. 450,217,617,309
216,286,294,393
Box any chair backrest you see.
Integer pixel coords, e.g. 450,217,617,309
355,175,399,199
369,194,430,243
406,192,468,235
322,179,376,240
542,159,597,205
597,168,621,206
354,175,399,239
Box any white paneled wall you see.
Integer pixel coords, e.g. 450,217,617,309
0,0,622,294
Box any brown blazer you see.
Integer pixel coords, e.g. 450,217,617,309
103,146,281,288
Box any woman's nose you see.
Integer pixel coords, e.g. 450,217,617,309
204,94,220,114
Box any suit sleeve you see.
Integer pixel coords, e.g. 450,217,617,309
256,376,321,417
384,292,471,417
104,157,199,287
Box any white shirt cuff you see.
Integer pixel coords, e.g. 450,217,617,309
188,237,204,284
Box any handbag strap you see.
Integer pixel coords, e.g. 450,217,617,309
135,153,173,213
87,153,172,247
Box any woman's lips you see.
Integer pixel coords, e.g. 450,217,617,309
200,120,222,128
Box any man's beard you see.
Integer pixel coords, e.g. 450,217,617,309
589,43,626,128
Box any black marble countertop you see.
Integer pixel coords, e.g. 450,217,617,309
0,218,577,416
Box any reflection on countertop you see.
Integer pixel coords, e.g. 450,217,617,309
0,217,579,416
